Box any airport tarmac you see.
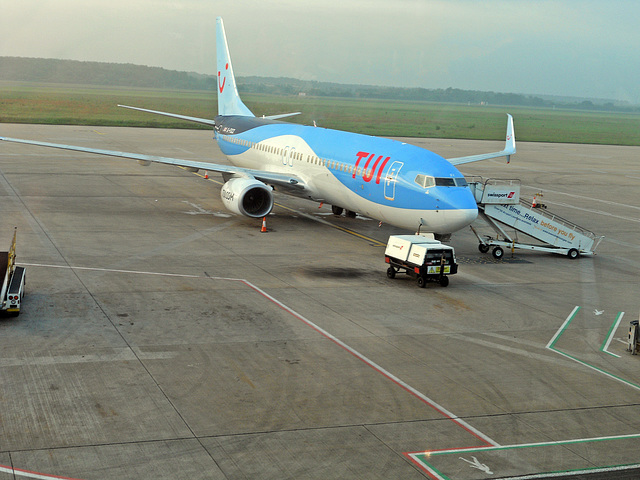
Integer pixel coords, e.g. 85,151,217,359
0,123,639,480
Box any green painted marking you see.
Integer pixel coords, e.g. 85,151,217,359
601,311,624,357
410,307,640,479
411,434,640,480
546,306,580,350
547,307,640,390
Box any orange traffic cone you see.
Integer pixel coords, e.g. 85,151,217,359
532,195,537,208
260,217,268,233
204,171,209,179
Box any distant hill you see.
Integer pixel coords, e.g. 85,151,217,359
1,56,636,112
0,56,215,90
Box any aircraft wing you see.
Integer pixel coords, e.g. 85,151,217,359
447,114,515,165
0,136,305,190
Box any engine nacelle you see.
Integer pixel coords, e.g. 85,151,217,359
220,177,274,218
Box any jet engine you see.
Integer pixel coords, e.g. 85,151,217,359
220,177,274,218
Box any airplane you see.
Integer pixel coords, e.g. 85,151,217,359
0,17,515,238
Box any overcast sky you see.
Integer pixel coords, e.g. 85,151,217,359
2,0,639,104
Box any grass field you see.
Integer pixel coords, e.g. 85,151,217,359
1,82,639,145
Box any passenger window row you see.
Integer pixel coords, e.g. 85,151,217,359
221,134,368,176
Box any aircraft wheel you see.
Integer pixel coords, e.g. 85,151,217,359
417,276,426,288
386,267,396,279
345,210,357,218
492,246,504,259
478,244,490,253
331,205,343,216
567,248,579,259
439,276,449,287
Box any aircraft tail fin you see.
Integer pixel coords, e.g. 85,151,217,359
216,17,253,117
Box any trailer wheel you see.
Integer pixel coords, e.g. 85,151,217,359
439,276,449,287
492,246,504,259
478,244,490,253
417,276,426,288
386,267,396,279
567,248,579,259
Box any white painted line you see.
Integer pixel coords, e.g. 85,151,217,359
0,464,82,480
20,262,202,279
417,432,640,456
407,460,446,480
545,200,640,223
21,263,255,284
409,433,640,479
0,349,176,367
602,311,624,357
547,308,640,391
526,186,640,212
496,464,640,479
546,306,579,349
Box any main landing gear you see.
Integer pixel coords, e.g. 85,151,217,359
331,205,357,218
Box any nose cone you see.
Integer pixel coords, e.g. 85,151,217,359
433,187,478,233
439,207,478,233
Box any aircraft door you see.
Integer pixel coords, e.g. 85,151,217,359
282,146,295,167
384,161,403,200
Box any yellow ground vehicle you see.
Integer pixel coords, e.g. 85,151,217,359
0,229,26,316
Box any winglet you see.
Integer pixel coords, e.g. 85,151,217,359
216,17,253,117
504,114,515,164
447,114,516,166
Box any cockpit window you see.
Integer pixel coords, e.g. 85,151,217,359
435,177,456,187
414,174,436,188
415,175,467,188
455,177,468,187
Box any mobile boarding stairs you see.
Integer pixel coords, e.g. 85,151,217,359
467,178,603,259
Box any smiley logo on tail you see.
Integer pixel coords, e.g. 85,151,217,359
218,63,229,93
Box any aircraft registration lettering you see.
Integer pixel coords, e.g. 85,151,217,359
352,151,390,184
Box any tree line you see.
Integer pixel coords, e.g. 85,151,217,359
1,57,636,113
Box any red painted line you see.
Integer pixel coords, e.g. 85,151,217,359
0,464,84,480
239,279,498,448
404,453,443,480
410,445,487,455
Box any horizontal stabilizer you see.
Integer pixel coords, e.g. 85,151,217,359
118,105,216,126
263,112,302,121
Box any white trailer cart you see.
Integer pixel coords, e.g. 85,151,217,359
385,235,458,288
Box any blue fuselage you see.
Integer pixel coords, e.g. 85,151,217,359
214,115,478,233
